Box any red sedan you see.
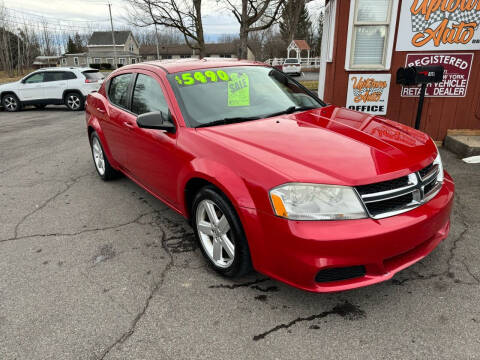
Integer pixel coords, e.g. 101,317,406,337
85,59,454,292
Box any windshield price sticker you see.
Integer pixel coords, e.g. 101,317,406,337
227,73,250,107
175,70,230,86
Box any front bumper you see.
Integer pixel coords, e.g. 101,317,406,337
240,172,454,293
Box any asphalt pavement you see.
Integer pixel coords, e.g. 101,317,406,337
0,107,479,359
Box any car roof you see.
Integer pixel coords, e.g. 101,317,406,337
128,58,268,74
36,67,95,72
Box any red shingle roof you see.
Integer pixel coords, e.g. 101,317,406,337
292,40,310,50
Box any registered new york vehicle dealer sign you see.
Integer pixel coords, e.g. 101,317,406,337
401,53,473,97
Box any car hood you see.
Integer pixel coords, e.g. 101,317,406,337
196,106,437,186
0,80,20,89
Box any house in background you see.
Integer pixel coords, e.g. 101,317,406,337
140,42,255,61
61,31,141,67
32,56,62,69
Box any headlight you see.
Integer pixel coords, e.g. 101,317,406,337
433,144,444,183
269,183,367,220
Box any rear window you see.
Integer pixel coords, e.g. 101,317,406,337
284,59,299,64
83,70,104,81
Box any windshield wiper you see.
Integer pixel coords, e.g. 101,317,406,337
264,105,319,119
195,116,261,128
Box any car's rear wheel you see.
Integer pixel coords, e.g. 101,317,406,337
65,92,84,111
90,132,120,180
192,186,252,277
2,94,21,112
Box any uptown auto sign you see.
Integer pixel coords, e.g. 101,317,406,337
396,0,480,51
401,53,473,97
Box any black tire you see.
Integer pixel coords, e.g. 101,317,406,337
2,94,21,112
192,185,253,278
34,104,46,110
89,131,120,181
65,92,84,111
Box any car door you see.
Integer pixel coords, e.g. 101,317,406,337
16,72,46,101
43,72,69,100
100,73,135,169
126,72,181,206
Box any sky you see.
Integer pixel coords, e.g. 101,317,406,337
5,0,325,39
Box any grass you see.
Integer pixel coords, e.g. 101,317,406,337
299,80,319,91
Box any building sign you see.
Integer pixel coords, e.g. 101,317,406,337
396,1,480,51
346,74,391,115
401,53,473,97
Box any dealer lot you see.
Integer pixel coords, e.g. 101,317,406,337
0,108,479,359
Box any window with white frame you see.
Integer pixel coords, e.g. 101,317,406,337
74,57,79,66
345,0,398,70
94,58,101,64
118,58,125,65
61,58,67,65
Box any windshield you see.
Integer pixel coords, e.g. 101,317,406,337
284,59,299,64
167,66,324,128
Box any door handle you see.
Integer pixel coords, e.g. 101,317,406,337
123,122,134,129
96,107,105,114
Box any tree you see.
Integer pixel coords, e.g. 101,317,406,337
279,0,313,44
66,33,86,54
127,0,205,58
223,0,285,59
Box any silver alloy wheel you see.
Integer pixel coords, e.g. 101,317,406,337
92,137,106,176
4,96,17,111
196,199,235,268
67,94,81,110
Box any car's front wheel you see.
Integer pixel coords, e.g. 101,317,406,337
192,186,252,277
65,92,84,111
2,94,21,112
89,132,120,180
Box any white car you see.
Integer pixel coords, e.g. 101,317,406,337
0,67,104,112
282,58,302,76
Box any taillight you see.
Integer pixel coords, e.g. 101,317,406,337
85,79,96,83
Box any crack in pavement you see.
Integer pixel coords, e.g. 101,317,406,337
252,301,366,341
96,212,176,360
391,193,478,287
0,211,156,244
7,173,90,241
208,278,270,289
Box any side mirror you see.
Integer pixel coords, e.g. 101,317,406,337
137,111,176,133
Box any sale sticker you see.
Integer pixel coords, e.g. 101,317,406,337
227,73,250,107
401,53,474,97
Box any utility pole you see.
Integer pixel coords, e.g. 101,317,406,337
17,31,21,75
154,23,160,60
108,2,117,68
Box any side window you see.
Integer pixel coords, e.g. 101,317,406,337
45,72,65,82
24,72,45,84
108,73,133,109
62,72,77,80
131,74,168,115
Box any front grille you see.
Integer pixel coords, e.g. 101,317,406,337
365,193,414,217
419,163,434,178
356,176,410,195
355,162,440,219
315,266,366,283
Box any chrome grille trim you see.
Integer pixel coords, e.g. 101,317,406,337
355,162,441,219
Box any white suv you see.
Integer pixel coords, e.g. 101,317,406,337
282,58,302,76
0,67,104,112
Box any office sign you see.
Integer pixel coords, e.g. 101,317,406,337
401,53,473,97
396,1,480,51
346,74,391,115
